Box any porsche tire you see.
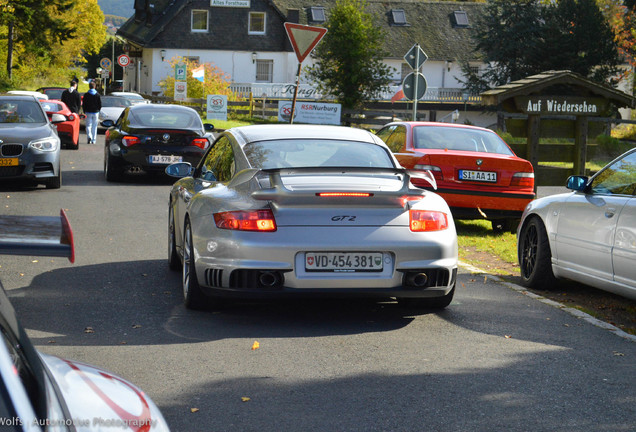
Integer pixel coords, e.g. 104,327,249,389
183,219,207,310
518,217,557,288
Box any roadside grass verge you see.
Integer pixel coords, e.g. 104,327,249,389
456,219,518,266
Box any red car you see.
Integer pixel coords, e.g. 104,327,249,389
39,99,83,149
376,122,535,232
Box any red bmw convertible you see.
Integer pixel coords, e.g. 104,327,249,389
376,122,535,232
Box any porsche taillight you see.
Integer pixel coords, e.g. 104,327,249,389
409,210,448,232
122,136,140,147
214,209,277,231
511,172,534,188
191,138,208,149
317,192,372,197
68,114,75,121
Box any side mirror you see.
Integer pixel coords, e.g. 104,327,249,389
204,123,215,132
50,113,66,124
566,175,588,192
166,162,194,178
101,119,115,128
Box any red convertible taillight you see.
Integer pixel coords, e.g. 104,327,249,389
214,209,277,231
409,210,448,232
68,114,75,121
511,172,534,188
191,138,208,149
415,164,443,181
122,136,140,147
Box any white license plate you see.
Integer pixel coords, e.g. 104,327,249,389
149,155,182,164
459,169,497,182
305,252,383,272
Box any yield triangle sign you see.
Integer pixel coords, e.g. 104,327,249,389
284,22,328,63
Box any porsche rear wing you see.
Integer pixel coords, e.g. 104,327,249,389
0,209,75,263
248,167,437,207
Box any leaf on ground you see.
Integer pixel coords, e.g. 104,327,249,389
84,327,94,333
504,335,512,339
251,341,260,350
132,324,142,329
190,408,199,413
241,397,251,402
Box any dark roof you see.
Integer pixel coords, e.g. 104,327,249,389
272,0,485,61
118,0,484,62
481,70,636,108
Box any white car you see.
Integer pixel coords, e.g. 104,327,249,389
518,147,636,300
108,91,149,105
0,211,170,431
7,90,48,100
99,95,132,128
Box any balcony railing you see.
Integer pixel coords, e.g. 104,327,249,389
229,83,481,103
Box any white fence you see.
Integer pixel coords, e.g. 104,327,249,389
229,83,481,102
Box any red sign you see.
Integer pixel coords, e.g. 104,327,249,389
284,22,328,63
117,54,130,67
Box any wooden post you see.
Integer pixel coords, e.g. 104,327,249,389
526,114,541,191
574,116,588,176
249,92,254,117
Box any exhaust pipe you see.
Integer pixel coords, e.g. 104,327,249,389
406,272,428,288
258,271,283,288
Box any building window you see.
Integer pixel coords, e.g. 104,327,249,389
453,11,469,27
191,10,209,32
255,59,273,82
249,12,266,35
310,6,326,23
391,9,407,26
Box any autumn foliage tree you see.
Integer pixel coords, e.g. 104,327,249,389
159,57,233,99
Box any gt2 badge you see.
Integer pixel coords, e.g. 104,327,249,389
331,215,356,221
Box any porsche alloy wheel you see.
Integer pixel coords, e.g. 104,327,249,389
168,205,181,271
182,220,206,309
518,217,556,288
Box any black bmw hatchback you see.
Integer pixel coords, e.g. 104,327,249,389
102,103,214,181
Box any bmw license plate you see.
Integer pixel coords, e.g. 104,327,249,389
0,158,18,167
149,155,182,164
305,252,383,272
459,169,497,182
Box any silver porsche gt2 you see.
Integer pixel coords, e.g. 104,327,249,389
167,125,458,310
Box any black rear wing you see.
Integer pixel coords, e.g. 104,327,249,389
250,167,437,207
0,209,75,263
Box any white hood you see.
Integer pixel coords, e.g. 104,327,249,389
40,354,170,432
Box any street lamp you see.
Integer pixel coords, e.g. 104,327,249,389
160,49,166,62
252,52,257,63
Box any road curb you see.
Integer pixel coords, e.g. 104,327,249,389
459,261,636,343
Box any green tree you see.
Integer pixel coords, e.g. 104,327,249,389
0,0,75,78
306,0,393,109
463,0,620,92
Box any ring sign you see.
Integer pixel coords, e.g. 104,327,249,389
99,58,112,71
117,54,130,67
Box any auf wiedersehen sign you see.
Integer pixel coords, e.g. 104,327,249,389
515,96,607,116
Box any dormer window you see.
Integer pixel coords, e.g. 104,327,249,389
453,11,469,27
310,6,326,23
391,9,407,26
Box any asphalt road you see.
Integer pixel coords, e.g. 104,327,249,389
0,131,634,432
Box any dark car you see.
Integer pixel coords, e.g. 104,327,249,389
35,86,66,100
0,211,171,431
102,103,214,181
0,95,65,189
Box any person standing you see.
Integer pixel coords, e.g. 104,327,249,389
61,79,81,114
82,81,102,144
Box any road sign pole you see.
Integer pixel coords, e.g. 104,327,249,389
412,46,419,121
290,63,302,124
